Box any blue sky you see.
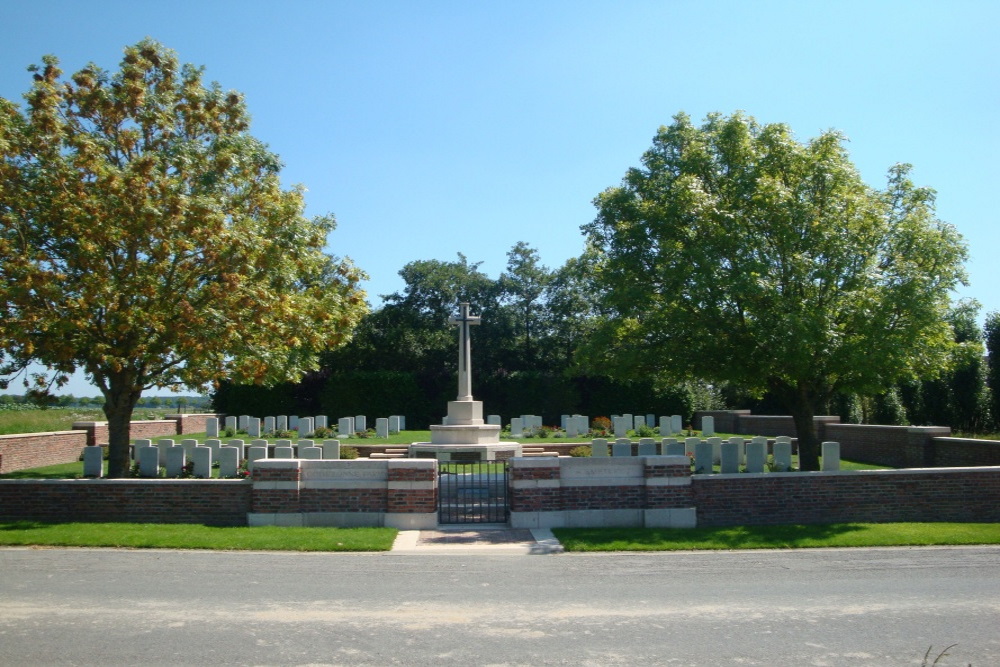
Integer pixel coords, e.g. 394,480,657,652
2,0,997,397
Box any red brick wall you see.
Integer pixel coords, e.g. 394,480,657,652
509,458,1000,527
0,431,89,474
931,437,1000,467
693,468,1000,526
0,480,251,525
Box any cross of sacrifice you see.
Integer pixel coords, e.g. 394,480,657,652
448,302,481,401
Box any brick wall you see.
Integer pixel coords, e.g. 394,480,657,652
931,437,1000,467
0,414,226,474
0,479,251,525
694,468,1000,526
0,431,89,474
509,456,1000,529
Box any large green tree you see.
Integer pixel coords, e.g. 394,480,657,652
0,40,367,476
584,112,968,470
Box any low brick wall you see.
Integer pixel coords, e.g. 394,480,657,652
0,414,226,474
0,431,90,474
248,458,438,529
694,467,1000,526
0,479,251,526
930,437,1000,467
826,424,951,468
509,456,1000,529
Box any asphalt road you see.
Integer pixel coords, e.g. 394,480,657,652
1,546,998,666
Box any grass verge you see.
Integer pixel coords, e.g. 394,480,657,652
552,523,1000,551
0,521,398,551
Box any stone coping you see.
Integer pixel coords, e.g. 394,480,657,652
697,465,1000,479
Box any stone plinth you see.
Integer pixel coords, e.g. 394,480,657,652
409,443,522,462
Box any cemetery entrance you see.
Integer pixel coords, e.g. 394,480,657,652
438,459,510,524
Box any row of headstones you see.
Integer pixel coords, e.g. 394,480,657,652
499,414,709,438
589,437,843,473
81,437,348,478
206,415,406,439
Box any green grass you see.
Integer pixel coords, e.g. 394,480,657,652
553,523,1000,551
0,521,398,551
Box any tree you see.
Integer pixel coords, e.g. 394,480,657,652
584,112,968,469
499,242,551,368
0,40,367,476
984,311,1000,430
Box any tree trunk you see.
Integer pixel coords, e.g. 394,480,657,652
103,376,141,478
773,381,822,471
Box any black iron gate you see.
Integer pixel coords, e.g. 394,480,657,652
438,460,509,524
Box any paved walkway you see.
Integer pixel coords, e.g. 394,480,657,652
391,525,564,554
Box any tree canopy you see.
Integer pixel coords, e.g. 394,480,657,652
0,39,367,475
583,111,968,469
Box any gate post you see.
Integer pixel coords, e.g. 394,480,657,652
386,459,438,529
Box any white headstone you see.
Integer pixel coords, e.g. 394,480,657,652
375,418,389,438
238,415,250,430
298,417,314,437
822,441,841,471
708,437,723,464
646,414,655,428
219,446,239,477
276,415,288,431
166,445,186,477
773,440,793,472
139,446,160,477
82,446,104,477
590,438,609,457
613,438,632,457
671,415,683,434
205,438,222,458
701,415,715,437
181,439,199,457
205,417,219,438
354,415,366,433
263,416,275,434
388,415,401,434
659,416,671,437
694,441,713,474
510,418,524,437
720,441,739,473
247,417,261,438
566,418,580,437
247,446,268,471
315,416,328,430
289,415,299,429
634,415,645,432
664,439,685,456
192,446,212,478
156,439,174,465
227,439,245,458
746,440,766,473
338,417,354,437
613,417,628,438
637,439,657,456
487,415,502,426
225,416,237,432
300,446,322,460
275,445,294,458
132,439,152,462
322,440,340,459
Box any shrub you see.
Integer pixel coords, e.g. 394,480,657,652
569,445,591,457
340,446,359,459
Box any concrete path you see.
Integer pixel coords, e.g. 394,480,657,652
392,525,564,554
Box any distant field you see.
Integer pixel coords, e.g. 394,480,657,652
0,408,184,435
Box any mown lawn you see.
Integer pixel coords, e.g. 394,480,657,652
553,523,1000,551
0,521,397,551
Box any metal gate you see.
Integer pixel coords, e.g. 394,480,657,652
438,460,509,524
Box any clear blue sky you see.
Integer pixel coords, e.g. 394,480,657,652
2,0,997,397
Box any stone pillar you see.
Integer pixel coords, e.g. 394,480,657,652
385,459,438,529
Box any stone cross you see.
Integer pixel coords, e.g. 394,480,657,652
448,302,481,401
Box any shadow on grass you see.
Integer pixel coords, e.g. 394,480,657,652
554,523,870,550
